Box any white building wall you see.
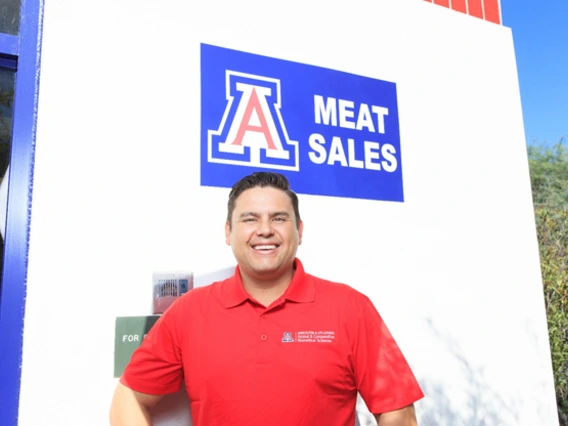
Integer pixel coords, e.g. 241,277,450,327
17,0,558,425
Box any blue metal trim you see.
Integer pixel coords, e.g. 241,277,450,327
0,33,18,57
0,0,44,423
0,56,17,69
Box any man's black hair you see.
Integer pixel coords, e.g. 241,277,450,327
227,172,300,228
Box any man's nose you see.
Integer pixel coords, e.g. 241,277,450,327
256,217,274,235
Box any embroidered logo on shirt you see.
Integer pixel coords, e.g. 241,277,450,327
297,331,335,343
281,332,295,343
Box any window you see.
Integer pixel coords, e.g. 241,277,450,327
0,0,44,424
0,0,21,35
0,65,15,286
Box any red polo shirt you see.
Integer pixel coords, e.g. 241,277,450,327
121,259,424,425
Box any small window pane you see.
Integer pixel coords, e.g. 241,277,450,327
0,0,21,35
0,67,14,172
0,66,15,286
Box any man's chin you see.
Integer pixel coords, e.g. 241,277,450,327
239,256,295,279
251,264,279,274
249,261,283,277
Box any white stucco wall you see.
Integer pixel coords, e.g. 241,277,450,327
17,0,557,425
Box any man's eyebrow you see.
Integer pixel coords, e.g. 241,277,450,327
237,211,291,219
238,212,259,219
271,211,291,218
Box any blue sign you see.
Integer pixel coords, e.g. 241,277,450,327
200,43,404,202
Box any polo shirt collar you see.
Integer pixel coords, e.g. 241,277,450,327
223,258,315,308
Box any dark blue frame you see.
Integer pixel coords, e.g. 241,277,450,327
0,0,44,424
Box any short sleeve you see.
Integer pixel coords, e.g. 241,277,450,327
345,290,424,414
120,297,185,395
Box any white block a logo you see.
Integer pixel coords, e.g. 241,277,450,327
208,71,299,171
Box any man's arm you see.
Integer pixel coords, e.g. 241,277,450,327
109,382,164,426
374,404,418,426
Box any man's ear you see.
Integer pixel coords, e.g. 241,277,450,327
298,220,304,245
225,221,231,246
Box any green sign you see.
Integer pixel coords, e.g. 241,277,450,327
114,315,160,378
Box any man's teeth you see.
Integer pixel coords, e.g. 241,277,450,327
254,245,277,250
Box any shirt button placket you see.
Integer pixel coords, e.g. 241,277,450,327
258,312,269,363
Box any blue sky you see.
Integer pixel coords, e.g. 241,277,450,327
500,0,568,145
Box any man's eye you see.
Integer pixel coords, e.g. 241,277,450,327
273,217,286,222
243,218,256,223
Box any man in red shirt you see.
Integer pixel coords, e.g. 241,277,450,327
110,172,424,425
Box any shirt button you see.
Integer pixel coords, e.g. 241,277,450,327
261,334,267,341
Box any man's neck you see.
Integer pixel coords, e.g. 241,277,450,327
240,267,295,308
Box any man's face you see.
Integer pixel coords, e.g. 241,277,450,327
225,186,303,281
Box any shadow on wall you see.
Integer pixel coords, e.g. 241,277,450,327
356,393,376,425
419,319,521,426
152,387,192,426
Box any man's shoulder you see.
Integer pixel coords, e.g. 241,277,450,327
185,277,231,299
307,273,372,305
307,273,359,297
175,276,232,310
